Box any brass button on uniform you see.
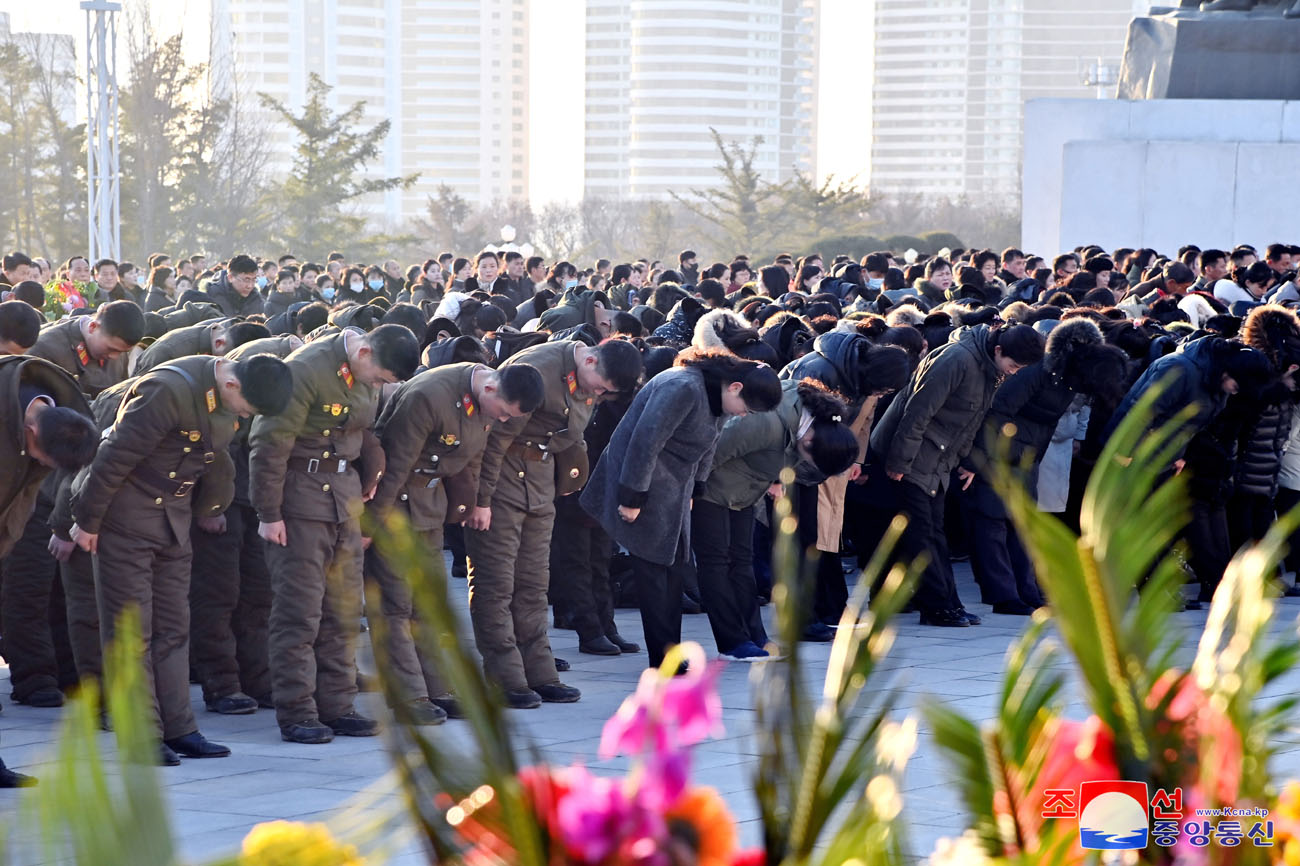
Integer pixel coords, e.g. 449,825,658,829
323,430,331,437
323,451,330,458
183,446,191,453
322,483,331,492
154,497,163,505
168,471,177,479
400,493,408,501
517,471,525,479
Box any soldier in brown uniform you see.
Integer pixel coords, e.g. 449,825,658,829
190,334,302,715
466,339,642,708
2,301,144,706
250,324,419,744
0,353,98,786
133,319,271,375
71,353,293,765
368,360,545,723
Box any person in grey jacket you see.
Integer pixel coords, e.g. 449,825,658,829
694,378,857,660
868,323,1045,627
581,349,782,669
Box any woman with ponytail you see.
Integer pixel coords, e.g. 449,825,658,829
581,348,782,669
694,378,858,659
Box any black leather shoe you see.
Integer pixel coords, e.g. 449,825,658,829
505,688,542,709
403,698,447,726
165,732,231,759
919,609,971,627
0,761,35,787
16,687,63,708
431,693,464,719
800,622,834,642
957,607,982,626
991,600,1034,616
681,594,703,615
280,719,335,744
579,635,621,656
534,682,581,703
554,657,570,672
158,743,181,766
607,633,641,653
205,692,258,715
323,712,380,737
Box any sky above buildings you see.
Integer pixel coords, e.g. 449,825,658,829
2,0,872,205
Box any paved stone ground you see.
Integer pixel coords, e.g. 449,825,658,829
3,559,1300,865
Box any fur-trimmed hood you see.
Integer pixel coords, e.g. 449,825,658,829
693,309,756,353
1242,303,1300,370
885,304,926,327
1043,317,1102,375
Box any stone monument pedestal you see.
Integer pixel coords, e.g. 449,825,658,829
1119,9,1300,99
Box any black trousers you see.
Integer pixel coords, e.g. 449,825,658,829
1,497,78,700
1277,487,1300,574
691,500,766,653
893,479,961,613
548,494,616,643
1227,491,1275,553
1187,499,1231,601
630,540,690,669
792,483,849,625
963,480,1042,607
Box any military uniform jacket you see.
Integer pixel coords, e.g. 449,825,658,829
0,356,92,559
476,341,595,513
28,317,130,398
73,356,238,542
133,320,225,374
371,363,493,530
224,335,300,509
249,330,379,524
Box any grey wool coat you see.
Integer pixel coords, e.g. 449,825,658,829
581,366,725,565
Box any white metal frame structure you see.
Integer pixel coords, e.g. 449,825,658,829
83,0,121,262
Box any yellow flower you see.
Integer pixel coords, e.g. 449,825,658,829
240,820,364,866
666,787,737,866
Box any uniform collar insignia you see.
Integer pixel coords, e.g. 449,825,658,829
566,370,577,394
76,342,90,367
205,388,217,413
339,362,354,389
463,392,475,416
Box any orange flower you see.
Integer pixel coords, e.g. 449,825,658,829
666,787,737,866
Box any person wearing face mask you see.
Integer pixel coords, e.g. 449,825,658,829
364,266,390,300
861,252,891,298
581,349,782,669
313,275,338,305
338,267,379,305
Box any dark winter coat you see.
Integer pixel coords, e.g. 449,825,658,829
203,272,264,319
869,324,1001,497
650,298,704,346
699,378,806,510
1107,336,1229,460
781,329,871,403
539,288,611,333
1234,388,1296,498
580,366,725,565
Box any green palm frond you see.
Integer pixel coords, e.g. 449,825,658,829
368,512,548,866
28,608,177,866
755,468,919,865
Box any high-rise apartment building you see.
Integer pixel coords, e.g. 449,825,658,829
0,12,77,126
869,0,1140,204
584,0,818,200
210,0,528,226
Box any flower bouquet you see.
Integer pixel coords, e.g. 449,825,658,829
43,278,91,320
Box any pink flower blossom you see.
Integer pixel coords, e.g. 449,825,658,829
599,643,724,761
555,766,666,865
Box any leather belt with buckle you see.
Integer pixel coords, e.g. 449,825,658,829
289,457,351,474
